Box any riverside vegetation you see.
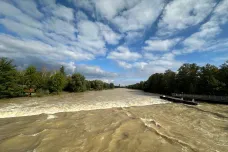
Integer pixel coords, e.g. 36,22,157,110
0,58,114,99
128,61,228,96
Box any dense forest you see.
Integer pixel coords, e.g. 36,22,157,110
128,61,228,96
0,58,115,99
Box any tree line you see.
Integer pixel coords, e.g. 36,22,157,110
127,61,228,96
0,58,115,99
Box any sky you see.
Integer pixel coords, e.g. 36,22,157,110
0,0,228,85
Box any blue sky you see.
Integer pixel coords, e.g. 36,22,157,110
0,0,228,85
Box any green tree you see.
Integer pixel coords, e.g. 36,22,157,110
144,73,164,93
67,73,86,92
60,66,66,75
103,82,110,89
163,70,176,94
109,83,115,89
48,72,66,93
91,80,104,90
128,61,228,96
218,61,228,94
37,67,51,90
176,63,200,94
0,58,23,98
86,80,91,90
198,64,220,95
24,66,39,89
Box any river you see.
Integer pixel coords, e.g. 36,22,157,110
0,89,227,152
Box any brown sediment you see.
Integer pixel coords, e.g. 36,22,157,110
0,89,227,152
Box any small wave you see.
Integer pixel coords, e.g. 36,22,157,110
140,118,161,128
140,117,197,152
0,98,167,118
22,129,48,137
47,114,57,120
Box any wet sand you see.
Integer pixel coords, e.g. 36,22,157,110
0,89,227,152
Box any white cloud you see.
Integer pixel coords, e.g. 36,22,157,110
51,4,74,21
59,61,77,74
0,1,42,29
77,20,100,39
0,19,42,38
75,0,139,19
75,64,118,78
124,31,143,44
76,20,106,55
1,0,227,85
160,53,175,61
146,53,180,69
179,0,228,54
115,51,181,81
0,34,94,61
95,0,126,19
107,46,142,61
0,0,120,82
73,0,94,13
97,79,114,83
58,62,117,79
0,18,59,46
175,38,228,56
203,39,228,52
75,0,164,33
144,38,181,52
97,22,122,45
0,1,77,42
213,0,228,24
183,36,206,51
40,1,74,21
157,0,216,36
75,11,89,21
116,59,182,83
44,17,77,40
138,53,182,77
14,0,43,19
212,55,228,62
183,20,221,51
73,0,165,41
112,0,165,32
39,0,56,6
133,62,148,70
143,53,160,60
117,61,148,70
117,61,133,69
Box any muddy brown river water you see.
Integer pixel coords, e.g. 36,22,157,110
0,89,227,152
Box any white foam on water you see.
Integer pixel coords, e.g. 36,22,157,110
47,114,57,120
31,133,41,137
0,90,168,118
140,118,161,128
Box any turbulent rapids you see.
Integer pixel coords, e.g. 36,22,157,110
0,89,228,152
0,89,166,118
